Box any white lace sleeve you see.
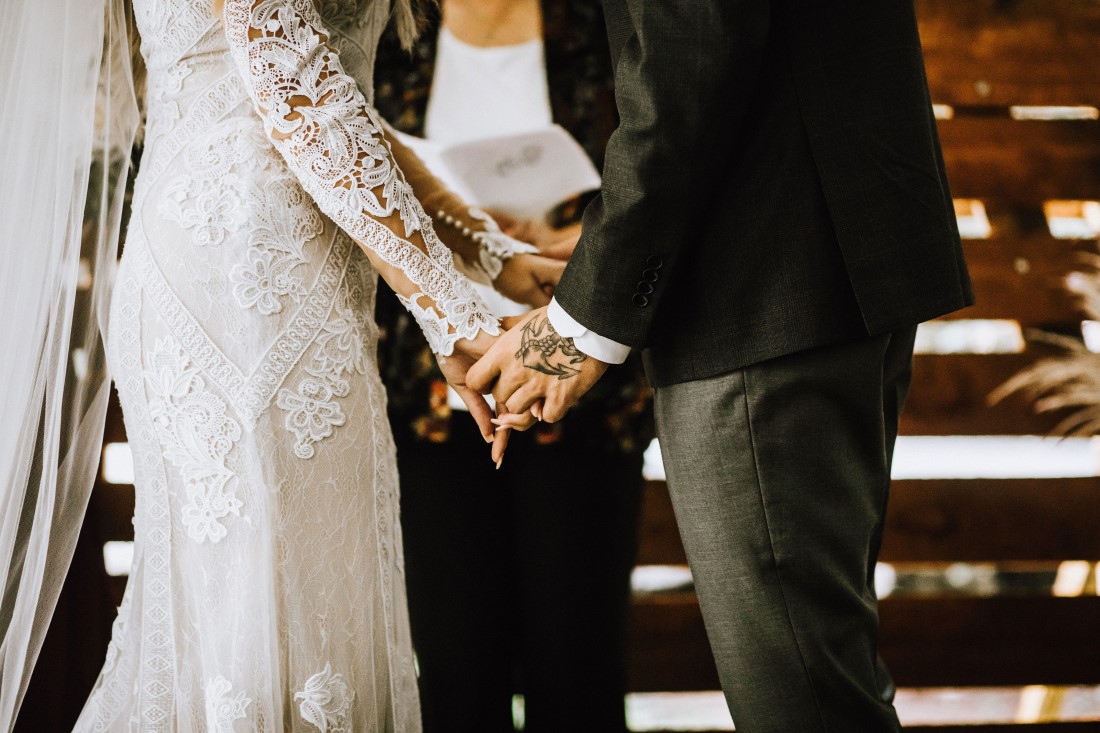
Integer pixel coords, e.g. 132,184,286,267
223,0,498,355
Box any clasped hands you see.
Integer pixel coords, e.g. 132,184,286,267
439,229,608,465
445,306,610,466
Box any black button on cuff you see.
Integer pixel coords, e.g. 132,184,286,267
641,268,659,282
646,255,664,269
637,281,654,295
632,293,650,307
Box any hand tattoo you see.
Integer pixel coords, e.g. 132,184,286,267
514,314,588,380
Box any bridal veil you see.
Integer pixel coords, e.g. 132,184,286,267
0,0,139,728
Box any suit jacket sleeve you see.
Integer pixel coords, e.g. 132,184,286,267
553,0,771,347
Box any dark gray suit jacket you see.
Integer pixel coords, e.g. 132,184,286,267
553,0,973,387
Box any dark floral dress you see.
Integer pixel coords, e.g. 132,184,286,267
373,2,654,454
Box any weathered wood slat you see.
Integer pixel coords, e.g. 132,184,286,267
628,592,718,692
883,478,1100,563
628,594,1100,691
102,386,126,444
944,236,1090,327
89,482,135,543
902,351,1069,436
882,596,1100,687
917,0,1100,106
636,481,686,566
639,478,1100,567
939,119,1100,205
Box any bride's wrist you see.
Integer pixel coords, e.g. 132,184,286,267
455,328,498,360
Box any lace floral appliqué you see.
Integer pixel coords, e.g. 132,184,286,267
146,338,244,544
295,663,353,733
159,175,246,248
276,377,346,460
204,676,251,732
232,247,306,315
230,175,323,314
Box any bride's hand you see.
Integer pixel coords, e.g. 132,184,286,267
494,253,565,308
437,331,511,466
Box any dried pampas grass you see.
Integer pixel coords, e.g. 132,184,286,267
990,252,1100,436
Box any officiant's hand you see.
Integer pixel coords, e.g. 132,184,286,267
535,228,581,261
490,209,580,261
489,210,556,249
467,307,610,431
495,253,564,307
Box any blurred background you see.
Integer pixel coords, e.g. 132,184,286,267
17,0,1100,730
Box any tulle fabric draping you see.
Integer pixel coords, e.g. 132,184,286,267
0,0,139,728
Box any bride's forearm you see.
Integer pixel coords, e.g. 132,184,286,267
352,237,500,357
381,125,482,266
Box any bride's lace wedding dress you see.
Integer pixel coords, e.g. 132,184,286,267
75,1,510,730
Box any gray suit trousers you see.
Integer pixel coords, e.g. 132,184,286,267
653,326,917,733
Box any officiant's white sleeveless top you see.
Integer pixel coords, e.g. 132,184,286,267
74,1,444,730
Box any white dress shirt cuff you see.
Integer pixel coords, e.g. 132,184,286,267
547,298,632,365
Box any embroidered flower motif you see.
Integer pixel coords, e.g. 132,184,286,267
229,177,321,315
145,338,244,544
153,61,193,102
204,676,251,733
231,248,306,315
159,176,245,248
187,122,280,181
249,178,324,255
295,663,353,733
276,378,346,459
311,301,368,378
182,482,244,544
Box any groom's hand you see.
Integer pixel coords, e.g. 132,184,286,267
467,306,610,430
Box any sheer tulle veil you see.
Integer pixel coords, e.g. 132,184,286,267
0,0,420,728
0,0,138,728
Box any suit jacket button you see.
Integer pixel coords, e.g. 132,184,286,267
641,268,659,282
632,293,650,307
646,255,664,269
637,281,654,295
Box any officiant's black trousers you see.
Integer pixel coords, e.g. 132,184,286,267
654,326,917,733
396,419,643,733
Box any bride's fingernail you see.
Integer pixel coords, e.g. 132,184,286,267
495,425,509,433
490,418,504,426
495,456,504,470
